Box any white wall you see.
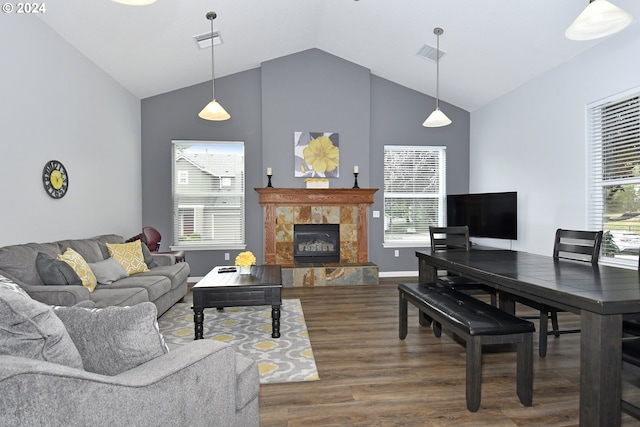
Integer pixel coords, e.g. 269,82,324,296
0,17,142,246
470,25,640,256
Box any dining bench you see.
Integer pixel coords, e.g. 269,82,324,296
398,282,535,412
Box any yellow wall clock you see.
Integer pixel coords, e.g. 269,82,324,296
42,160,69,199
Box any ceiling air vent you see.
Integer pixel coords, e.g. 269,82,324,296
416,43,445,62
194,30,223,49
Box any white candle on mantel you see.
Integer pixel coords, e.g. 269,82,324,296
354,166,359,174
267,167,272,175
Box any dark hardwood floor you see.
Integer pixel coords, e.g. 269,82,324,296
258,279,640,426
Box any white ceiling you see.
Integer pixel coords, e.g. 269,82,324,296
38,0,639,111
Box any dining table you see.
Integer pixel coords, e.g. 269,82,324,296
416,248,640,427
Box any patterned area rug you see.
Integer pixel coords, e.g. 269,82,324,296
158,296,319,384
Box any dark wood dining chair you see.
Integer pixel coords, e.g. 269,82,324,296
622,338,640,420
621,255,640,338
429,226,497,306
523,229,603,357
618,255,640,419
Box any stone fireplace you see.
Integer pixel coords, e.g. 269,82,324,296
294,224,340,263
255,188,377,265
255,188,379,286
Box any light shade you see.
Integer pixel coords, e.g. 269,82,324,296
111,0,157,5
566,0,633,40
198,100,231,121
423,108,452,128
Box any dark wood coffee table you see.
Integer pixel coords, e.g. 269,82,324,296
192,265,282,339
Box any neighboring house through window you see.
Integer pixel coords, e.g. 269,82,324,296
587,90,640,267
383,145,446,246
172,140,245,250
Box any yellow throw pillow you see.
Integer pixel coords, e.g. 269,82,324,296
57,248,98,292
107,241,150,275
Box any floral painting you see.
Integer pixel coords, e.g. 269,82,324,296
294,131,339,178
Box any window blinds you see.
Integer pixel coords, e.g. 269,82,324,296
588,93,640,265
383,145,446,245
171,141,245,249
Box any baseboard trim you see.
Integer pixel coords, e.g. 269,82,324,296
378,271,418,278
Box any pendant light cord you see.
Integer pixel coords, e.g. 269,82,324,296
434,27,443,110
207,11,217,100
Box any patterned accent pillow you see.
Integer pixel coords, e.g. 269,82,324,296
0,274,84,369
53,302,169,376
107,241,150,275
57,248,98,292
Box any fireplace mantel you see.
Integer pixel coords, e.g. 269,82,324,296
255,188,377,265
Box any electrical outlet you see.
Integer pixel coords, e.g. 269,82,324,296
394,250,399,257
224,253,230,261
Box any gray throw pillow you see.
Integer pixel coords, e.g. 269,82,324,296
139,240,158,268
0,275,84,370
35,252,82,285
88,257,128,285
53,302,169,376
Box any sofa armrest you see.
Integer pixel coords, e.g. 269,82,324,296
19,283,90,307
151,253,175,266
0,340,239,427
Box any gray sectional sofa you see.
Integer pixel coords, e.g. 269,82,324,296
0,234,189,316
0,276,260,427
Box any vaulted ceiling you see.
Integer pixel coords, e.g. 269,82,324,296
38,0,638,111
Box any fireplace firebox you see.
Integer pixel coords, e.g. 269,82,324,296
294,224,340,263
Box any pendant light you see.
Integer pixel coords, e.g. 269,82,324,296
423,27,451,128
198,12,231,121
566,0,633,41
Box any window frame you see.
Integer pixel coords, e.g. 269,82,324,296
171,140,246,251
382,145,447,248
587,88,640,268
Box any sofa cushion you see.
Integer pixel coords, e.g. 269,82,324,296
105,275,171,301
88,257,128,285
56,235,125,264
57,248,97,292
35,252,82,286
0,242,63,285
0,274,84,370
135,262,190,291
89,287,149,308
53,302,169,376
107,241,150,275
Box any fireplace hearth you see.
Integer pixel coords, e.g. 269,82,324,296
294,224,340,263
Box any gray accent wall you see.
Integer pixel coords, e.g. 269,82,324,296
1,16,141,247
141,48,470,276
370,75,471,272
261,49,371,190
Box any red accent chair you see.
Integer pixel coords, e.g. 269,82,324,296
141,226,185,263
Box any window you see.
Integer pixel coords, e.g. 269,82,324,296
587,91,640,267
172,141,245,249
383,145,446,246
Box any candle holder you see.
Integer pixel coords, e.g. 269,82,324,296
266,174,273,188
352,172,359,189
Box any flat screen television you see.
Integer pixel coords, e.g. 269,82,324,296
446,191,517,240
